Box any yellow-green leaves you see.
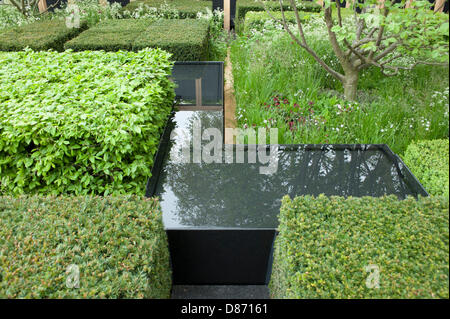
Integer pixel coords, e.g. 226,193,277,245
0,49,175,195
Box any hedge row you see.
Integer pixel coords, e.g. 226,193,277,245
122,0,212,18
236,0,321,21
65,19,209,60
244,10,320,32
0,19,87,52
403,139,449,198
270,195,449,298
0,49,175,195
0,196,172,298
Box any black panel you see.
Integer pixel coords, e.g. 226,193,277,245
167,229,276,284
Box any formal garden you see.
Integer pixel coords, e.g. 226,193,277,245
0,0,448,299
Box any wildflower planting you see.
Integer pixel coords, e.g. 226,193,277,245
0,49,175,195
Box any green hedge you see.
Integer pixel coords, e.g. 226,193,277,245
0,196,171,298
0,19,88,52
236,0,321,21
122,0,212,18
65,19,209,60
244,10,320,32
0,49,175,195
403,139,449,198
133,19,209,60
270,195,449,298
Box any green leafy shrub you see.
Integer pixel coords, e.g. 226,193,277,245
122,0,212,18
65,19,152,51
66,18,209,61
0,195,171,298
0,49,175,195
0,19,88,52
236,0,321,21
133,19,209,61
403,139,449,198
244,10,319,32
270,195,449,298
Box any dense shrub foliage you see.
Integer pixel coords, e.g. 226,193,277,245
133,19,209,60
0,19,88,51
122,0,212,18
236,0,321,21
0,49,174,195
270,195,449,299
0,196,172,298
403,139,449,198
65,18,209,60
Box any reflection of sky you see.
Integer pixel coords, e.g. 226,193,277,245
155,111,421,230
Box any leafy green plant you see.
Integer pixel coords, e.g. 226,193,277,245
236,0,321,21
0,49,175,195
0,195,172,298
270,195,449,298
0,19,88,51
403,139,449,198
244,10,319,32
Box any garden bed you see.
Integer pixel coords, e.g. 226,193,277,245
0,49,175,195
122,0,212,18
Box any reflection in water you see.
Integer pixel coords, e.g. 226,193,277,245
153,111,422,229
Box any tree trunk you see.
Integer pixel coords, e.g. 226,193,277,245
343,69,359,101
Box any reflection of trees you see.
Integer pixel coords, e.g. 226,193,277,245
156,142,413,228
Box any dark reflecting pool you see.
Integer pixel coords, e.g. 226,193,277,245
151,120,427,228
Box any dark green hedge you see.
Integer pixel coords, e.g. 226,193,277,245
0,19,88,52
122,0,212,18
270,195,449,298
65,19,209,61
133,19,209,61
236,0,321,21
403,139,449,198
0,49,174,195
0,196,172,298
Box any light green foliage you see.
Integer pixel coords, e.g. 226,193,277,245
236,0,321,21
403,139,449,198
0,195,172,298
244,10,320,32
0,49,175,195
270,195,449,298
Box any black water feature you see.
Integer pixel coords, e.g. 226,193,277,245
146,62,428,285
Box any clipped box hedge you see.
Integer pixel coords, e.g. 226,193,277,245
0,49,175,195
122,0,212,18
236,0,321,21
270,195,449,299
133,19,209,60
244,10,319,32
0,19,87,52
65,18,209,60
403,139,449,198
0,196,172,298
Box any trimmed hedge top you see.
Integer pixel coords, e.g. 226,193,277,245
244,10,320,32
403,139,449,198
65,18,209,60
0,19,87,52
0,195,171,298
236,0,321,21
0,49,175,195
122,0,212,18
270,195,449,298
